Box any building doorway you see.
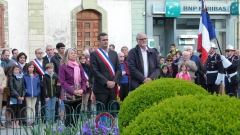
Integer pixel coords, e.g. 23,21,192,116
76,9,100,55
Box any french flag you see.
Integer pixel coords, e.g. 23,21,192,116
197,0,216,65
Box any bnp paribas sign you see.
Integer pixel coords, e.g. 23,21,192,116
181,4,230,14
182,6,227,12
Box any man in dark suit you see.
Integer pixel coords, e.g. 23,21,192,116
90,33,121,110
128,33,160,91
43,45,54,69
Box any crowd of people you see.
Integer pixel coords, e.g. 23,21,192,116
0,32,237,129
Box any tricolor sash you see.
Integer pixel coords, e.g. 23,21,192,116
32,59,45,76
83,69,89,80
16,62,25,75
96,48,120,101
95,48,115,76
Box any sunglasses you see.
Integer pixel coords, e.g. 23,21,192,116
167,60,172,62
226,50,229,52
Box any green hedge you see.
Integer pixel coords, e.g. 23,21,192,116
122,94,240,135
118,78,208,132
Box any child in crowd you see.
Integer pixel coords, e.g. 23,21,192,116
160,65,172,78
9,65,25,128
172,54,177,63
176,51,182,59
43,63,59,124
159,56,165,68
175,51,182,64
176,63,191,82
23,63,41,127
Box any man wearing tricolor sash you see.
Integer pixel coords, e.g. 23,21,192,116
32,48,45,122
90,33,121,110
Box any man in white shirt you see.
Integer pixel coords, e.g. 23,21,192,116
128,33,160,91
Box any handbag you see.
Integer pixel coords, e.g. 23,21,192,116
61,86,82,103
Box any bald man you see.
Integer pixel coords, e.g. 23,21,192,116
177,51,198,82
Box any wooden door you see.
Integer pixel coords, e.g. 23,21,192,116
76,10,100,55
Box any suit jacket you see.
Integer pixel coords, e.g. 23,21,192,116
43,55,50,70
90,49,121,94
198,58,207,84
128,45,160,91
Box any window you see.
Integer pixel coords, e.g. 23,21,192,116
85,41,90,46
85,32,90,37
176,18,226,29
212,19,226,29
85,23,90,28
176,18,200,29
153,18,173,30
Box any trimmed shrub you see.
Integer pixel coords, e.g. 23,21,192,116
122,95,240,135
118,78,208,132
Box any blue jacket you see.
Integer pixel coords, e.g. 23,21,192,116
128,45,160,91
190,54,200,77
24,74,41,97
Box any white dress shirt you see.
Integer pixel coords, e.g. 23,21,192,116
140,47,148,78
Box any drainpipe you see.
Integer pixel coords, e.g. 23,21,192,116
145,0,147,33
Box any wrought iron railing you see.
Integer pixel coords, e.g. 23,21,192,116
0,100,120,135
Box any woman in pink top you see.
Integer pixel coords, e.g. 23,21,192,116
176,63,191,82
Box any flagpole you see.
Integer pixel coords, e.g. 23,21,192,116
215,37,223,55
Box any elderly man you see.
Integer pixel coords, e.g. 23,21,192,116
224,45,238,97
2,49,15,69
128,33,160,91
178,51,197,82
121,46,129,60
185,46,200,84
83,50,90,63
43,45,54,69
